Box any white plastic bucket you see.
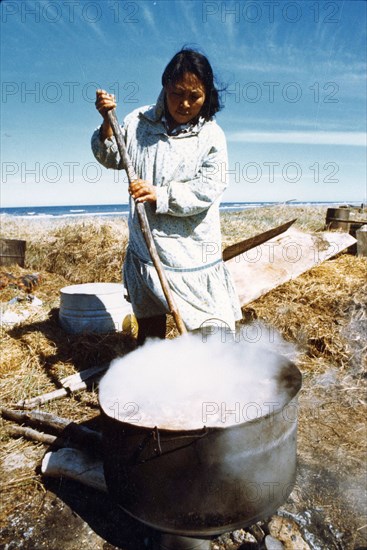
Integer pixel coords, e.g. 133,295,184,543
59,282,135,335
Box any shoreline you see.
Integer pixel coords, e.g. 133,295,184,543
1,204,365,279
1,202,362,221
1,200,363,222
1,203,366,243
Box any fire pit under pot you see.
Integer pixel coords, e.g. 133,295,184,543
99,338,302,539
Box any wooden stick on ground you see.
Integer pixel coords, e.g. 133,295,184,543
1,408,102,450
8,426,59,446
16,364,108,409
17,387,81,409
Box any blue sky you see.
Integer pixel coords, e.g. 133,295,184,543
1,0,366,206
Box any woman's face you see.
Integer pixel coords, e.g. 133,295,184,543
165,72,206,126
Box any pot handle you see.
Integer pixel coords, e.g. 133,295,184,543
131,426,209,464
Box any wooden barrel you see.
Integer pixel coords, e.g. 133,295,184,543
0,239,26,267
325,207,350,231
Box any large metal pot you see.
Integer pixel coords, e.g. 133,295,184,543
99,346,302,537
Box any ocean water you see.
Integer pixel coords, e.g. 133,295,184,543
0,201,352,219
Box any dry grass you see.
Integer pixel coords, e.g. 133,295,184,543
1,216,129,283
0,206,366,543
242,254,367,370
220,204,366,248
1,206,366,410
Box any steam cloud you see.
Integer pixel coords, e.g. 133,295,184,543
99,325,299,430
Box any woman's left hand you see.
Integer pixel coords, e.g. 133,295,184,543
129,179,157,204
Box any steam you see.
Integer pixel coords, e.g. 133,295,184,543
99,324,299,430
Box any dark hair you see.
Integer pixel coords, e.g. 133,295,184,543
161,48,222,121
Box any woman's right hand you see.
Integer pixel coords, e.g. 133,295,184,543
95,89,116,119
95,89,116,141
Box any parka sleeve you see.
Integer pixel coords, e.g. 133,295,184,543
91,126,124,170
155,126,229,217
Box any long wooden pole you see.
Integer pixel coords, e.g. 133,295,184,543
107,109,187,335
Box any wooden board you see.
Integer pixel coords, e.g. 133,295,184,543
226,228,356,307
222,219,297,261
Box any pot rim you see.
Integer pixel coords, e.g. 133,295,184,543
98,355,302,433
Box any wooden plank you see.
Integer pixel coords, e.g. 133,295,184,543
0,239,26,267
227,228,356,307
326,218,367,225
60,364,108,390
223,219,297,261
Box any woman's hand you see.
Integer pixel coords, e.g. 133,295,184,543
95,89,116,118
129,179,157,204
95,89,116,141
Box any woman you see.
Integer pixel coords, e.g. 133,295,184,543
92,48,241,344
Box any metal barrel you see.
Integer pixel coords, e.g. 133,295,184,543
59,282,135,335
325,207,350,230
0,239,26,267
356,225,367,257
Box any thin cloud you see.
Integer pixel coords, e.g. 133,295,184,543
87,21,108,44
179,0,200,39
140,4,156,30
232,62,304,75
224,116,361,132
227,131,366,146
